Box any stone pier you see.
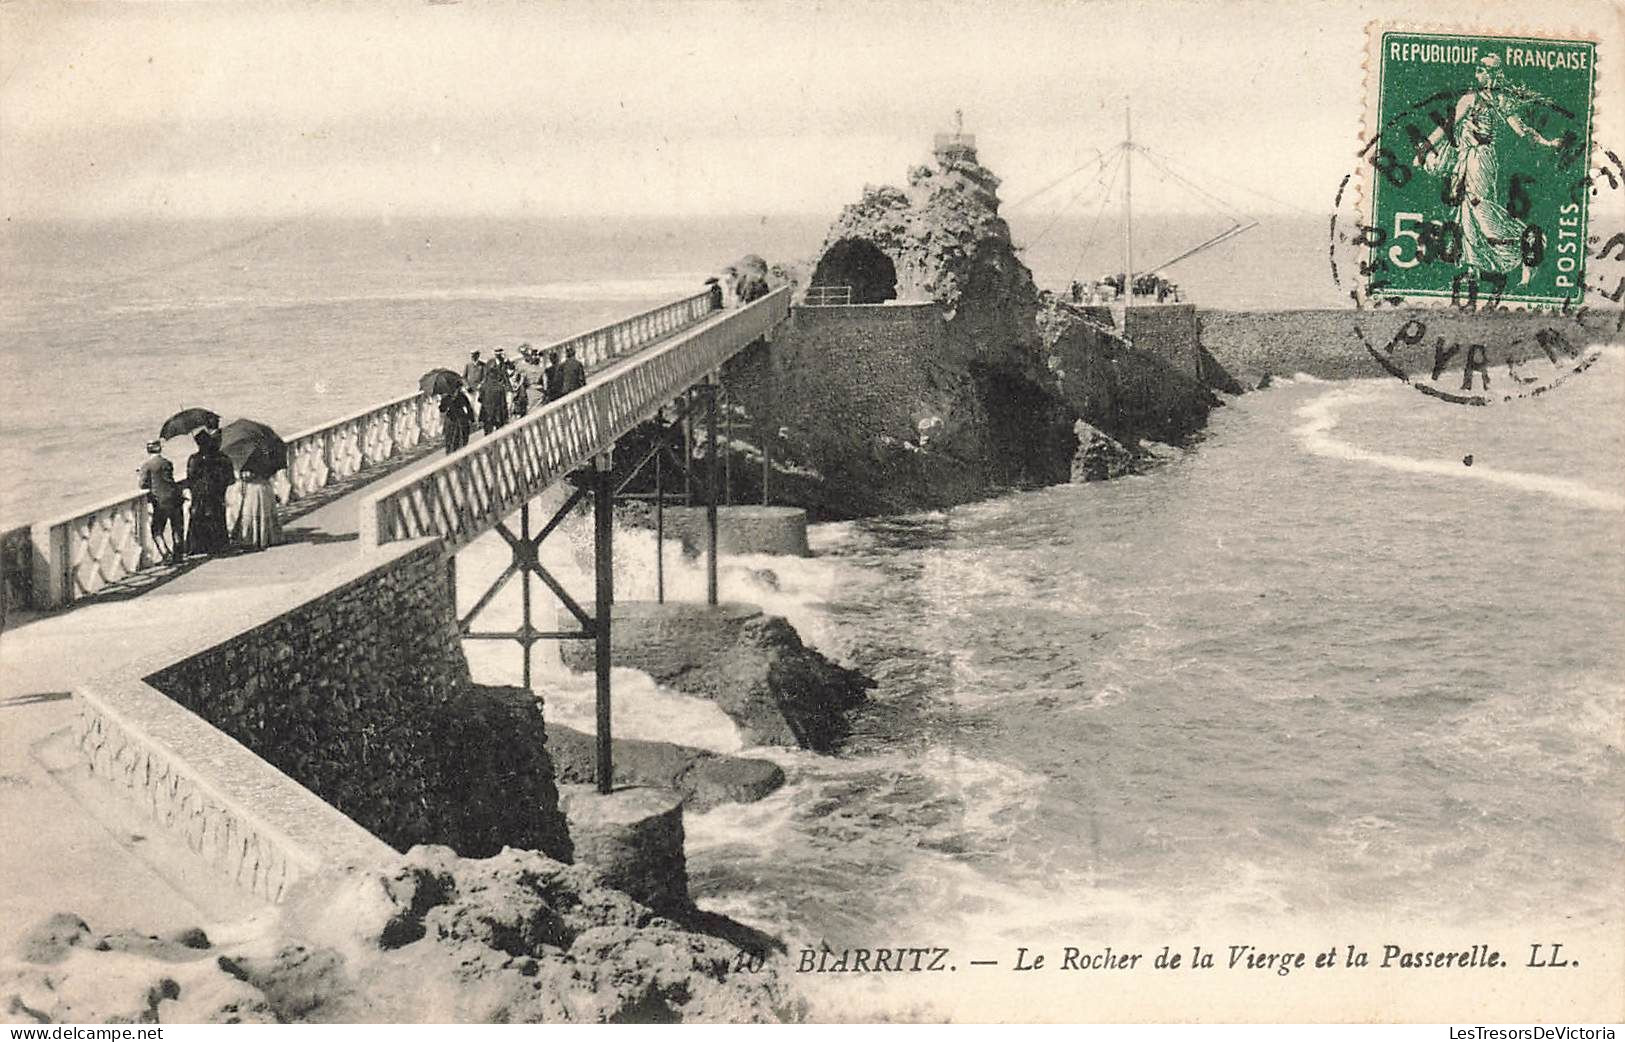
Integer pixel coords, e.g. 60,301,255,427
658,505,811,557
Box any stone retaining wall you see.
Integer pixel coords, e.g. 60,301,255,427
75,674,394,904
72,539,571,906
144,540,569,861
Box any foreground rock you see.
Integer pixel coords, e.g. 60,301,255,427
561,603,873,751
547,723,786,810
4,847,797,1024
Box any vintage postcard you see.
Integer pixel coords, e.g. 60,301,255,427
1,0,1621,1027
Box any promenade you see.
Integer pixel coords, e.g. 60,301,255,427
0,288,783,952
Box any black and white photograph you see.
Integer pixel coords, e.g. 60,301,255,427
1,0,1621,1026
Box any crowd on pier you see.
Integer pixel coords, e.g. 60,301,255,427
439,342,587,454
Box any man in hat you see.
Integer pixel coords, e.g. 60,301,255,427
463,350,487,425
705,276,724,311
555,344,587,397
479,359,511,435
544,348,563,403
137,440,186,565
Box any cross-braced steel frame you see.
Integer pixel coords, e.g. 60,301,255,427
453,375,723,793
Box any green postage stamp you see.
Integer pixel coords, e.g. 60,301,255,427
1365,29,1597,307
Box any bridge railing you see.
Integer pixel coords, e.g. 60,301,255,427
7,290,722,613
558,291,714,369
803,285,853,306
17,389,446,610
360,287,791,553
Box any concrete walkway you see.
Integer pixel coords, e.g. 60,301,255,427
0,440,461,953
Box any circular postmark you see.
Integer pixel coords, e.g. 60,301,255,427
1329,37,1624,405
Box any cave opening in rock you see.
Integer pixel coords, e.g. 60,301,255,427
811,239,898,304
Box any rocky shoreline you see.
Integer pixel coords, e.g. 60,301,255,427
4,846,796,1023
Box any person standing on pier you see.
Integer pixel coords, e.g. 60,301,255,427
439,389,474,453
185,430,234,555
137,440,186,565
706,276,724,311
555,344,586,398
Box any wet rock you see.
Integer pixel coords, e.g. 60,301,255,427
1071,420,1143,482
546,723,785,811
560,603,872,751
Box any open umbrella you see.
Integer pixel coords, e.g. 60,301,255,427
419,368,464,396
158,407,221,441
219,418,288,475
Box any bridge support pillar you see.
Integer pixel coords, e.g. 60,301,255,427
703,376,719,607
593,452,615,794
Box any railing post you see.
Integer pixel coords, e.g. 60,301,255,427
29,521,69,610
593,451,615,794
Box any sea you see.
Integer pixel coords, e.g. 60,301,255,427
3,215,1622,1018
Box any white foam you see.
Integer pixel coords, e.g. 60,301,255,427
1294,385,1625,512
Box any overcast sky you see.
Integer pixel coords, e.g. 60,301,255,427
3,0,1620,220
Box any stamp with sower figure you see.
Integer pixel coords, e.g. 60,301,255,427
1332,27,1622,405
1368,31,1594,306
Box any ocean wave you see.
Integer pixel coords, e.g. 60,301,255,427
1293,385,1625,512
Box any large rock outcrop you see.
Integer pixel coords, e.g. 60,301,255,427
706,137,1222,519
3,847,798,1024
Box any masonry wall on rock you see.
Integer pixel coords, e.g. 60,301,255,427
144,542,571,861
721,304,995,517
1124,304,1202,379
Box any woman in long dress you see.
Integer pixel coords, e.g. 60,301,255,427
231,462,281,551
440,389,474,453
185,430,234,555
1415,55,1564,286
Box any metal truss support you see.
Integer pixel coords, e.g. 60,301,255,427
593,452,614,793
701,377,719,606
455,464,617,791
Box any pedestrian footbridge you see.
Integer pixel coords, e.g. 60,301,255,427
0,286,793,939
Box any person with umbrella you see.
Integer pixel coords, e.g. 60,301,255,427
421,368,473,453
218,419,286,551
185,430,235,555
232,456,281,550
137,440,186,565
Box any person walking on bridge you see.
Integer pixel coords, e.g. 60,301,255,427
463,350,487,423
544,349,563,403
479,361,510,435
555,344,586,398
137,440,186,565
439,389,474,453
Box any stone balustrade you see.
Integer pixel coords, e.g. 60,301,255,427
4,291,723,613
